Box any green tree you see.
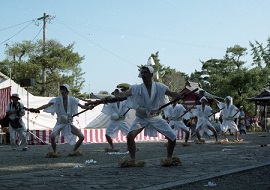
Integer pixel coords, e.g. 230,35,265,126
150,51,173,83
99,90,109,94
162,69,186,92
139,51,187,92
0,40,85,97
250,37,270,68
191,43,270,113
192,45,249,108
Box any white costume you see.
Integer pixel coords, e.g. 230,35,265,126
194,97,215,135
126,82,176,141
164,104,189,132
217,96,239,133
43,96,79,145
102,101,130,138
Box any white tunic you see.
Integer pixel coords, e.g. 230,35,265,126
101,101,130,138
164,104,189,131
43,96,79,145
194,105,214,134
126,82,176,141
217,102,239,132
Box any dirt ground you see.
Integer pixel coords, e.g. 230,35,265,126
171,165,270,190
0,132,270,189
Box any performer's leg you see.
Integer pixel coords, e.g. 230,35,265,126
182,128,190,144
233,128,243,142
50,129,61,153
71,126,84,152
195,127,202,141
207,126,219,142
222,130,228,142
127,128,143,160
157,125,180,166
156,125,177,157
167,138,176,158
234,131,238,141
50,132,58,153
105,134,114,149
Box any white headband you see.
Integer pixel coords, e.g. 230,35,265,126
60,84,70,92
138,65,154,78
224,96,233,105
200,96,208,102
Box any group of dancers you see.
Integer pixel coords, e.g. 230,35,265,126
6,63,244,167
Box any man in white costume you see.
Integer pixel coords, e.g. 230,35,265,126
194,96,219,144
164,101,190,146
215,96,243,142
35,84,93,157
119,65,183,167
101,88,130,152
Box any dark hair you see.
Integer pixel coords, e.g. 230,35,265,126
60,86,68,92
141,66,151,73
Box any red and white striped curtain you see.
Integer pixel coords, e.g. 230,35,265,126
0,86,11,119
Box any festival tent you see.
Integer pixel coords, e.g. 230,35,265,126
0,72,167,144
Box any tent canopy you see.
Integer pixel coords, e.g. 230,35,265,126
0,72,135,130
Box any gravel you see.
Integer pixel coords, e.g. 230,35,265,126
171,165,270,190
0,132,270,190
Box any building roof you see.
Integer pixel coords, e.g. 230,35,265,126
247,89,270,101
184,81,222,100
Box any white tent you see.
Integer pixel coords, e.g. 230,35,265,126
0,72,135,130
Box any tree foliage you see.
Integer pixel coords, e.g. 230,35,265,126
143,51,187,92
0,40,85,97
191,41,270,114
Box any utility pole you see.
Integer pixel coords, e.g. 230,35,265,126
37,13,50,96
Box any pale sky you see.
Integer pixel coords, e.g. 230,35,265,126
1,0,269,94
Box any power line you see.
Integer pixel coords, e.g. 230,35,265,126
55,18,137,67
0,20,35,45
31,26,43,41
0,19,34,32
56,17,225,52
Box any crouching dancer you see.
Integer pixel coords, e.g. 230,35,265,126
215,96,243,142
194,96,220,144
101,88,130,152
164,101,191,147
34,84,93,158
118,65,183,167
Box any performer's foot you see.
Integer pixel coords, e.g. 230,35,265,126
195,139,206,144
160,157,182,167
104,147,120,152
68,150,84,157
233,139,243,142
119,159,145,167
182,143,190,147
46,152,61,158
127,148,139,152
22,147,28,151
221,138,229,143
